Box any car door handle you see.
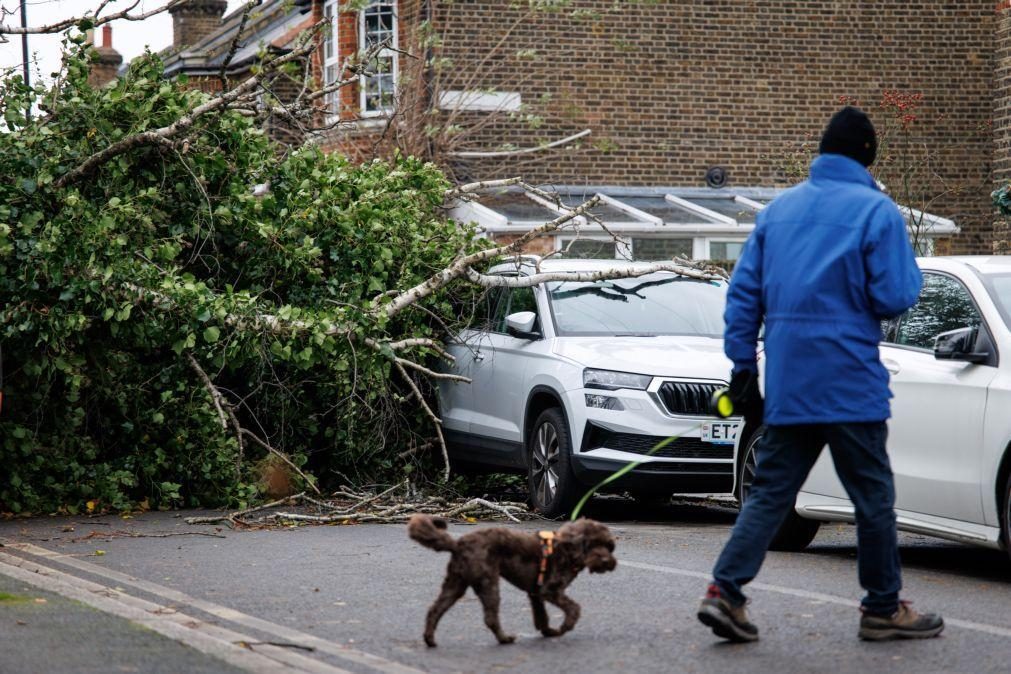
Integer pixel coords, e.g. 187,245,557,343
883,358,900,375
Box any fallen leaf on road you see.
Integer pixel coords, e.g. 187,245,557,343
94,550,106,556
33,598,46,604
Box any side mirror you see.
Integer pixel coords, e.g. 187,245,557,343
505,311,539,340
934,327,988,364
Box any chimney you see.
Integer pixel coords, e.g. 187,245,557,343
88,25,123,88
169,0,229,49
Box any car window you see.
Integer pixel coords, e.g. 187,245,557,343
894,273,981,350
548,273,726,337
477,288,505,331
491,285,537,333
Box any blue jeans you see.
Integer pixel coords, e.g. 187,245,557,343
712,423,901,615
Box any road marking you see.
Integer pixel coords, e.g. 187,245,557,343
0,550,351,674
2,541,423,674
622,559,1011,639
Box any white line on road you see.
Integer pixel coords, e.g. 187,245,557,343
622,559,1011,639
2,541,424,674
0,550,351,674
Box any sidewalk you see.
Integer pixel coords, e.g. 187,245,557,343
0,572,244,674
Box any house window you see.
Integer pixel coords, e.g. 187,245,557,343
708,240,746,263
359,0,397,115
631,238,693,261
323,0,341,116
558,237,632,260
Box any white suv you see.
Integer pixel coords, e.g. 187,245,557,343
738,256,1011,562
437,258,741,517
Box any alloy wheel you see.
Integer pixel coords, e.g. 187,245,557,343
531,421,560,506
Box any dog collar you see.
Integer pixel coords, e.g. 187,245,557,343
536,531,555,588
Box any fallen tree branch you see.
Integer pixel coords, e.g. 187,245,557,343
446,129,592,159
186,489,535,529
185,492,306,525
463,261,725,287
54,21,324,188
392,359,450,482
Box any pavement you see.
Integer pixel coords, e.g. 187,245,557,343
1,498,1010,674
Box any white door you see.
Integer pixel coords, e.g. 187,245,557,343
467,285,540,444
880,272,998,524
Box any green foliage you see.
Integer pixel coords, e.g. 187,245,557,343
0,42,481,514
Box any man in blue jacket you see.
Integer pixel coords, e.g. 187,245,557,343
696,107,944,642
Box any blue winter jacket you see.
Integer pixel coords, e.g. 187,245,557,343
724,154,922,425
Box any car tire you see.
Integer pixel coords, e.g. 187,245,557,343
1003,469,1011,565
527,407,579,519
736,426,821,552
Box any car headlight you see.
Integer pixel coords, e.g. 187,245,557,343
583,368,652,391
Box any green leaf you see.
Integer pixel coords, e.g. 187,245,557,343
202,326,220,343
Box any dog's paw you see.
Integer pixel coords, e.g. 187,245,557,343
496,634,516,645
424,634,437,648
540,627,562,638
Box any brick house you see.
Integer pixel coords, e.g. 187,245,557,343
139,1,1011,257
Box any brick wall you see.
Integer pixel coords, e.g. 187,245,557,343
422,0,996,254
996,5,1011,254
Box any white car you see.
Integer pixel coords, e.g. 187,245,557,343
738,256,1011,561
438,258,741,517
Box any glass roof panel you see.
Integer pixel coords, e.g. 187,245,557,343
558,194,644,223
682,197,758,223
617,196,716,224
478,193,559,222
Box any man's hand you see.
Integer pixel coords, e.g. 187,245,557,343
729,369,764,428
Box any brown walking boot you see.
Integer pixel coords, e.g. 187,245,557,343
858,601,944,641
697,583,759,643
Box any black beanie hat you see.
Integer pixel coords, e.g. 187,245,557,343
819,106,877,167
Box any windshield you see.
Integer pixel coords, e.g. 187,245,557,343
547,273,727,336
983,273,1011,329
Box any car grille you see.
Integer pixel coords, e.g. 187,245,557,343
582,425,733,460
657,381,723,416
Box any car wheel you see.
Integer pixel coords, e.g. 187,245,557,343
1003,470,1011,565
736,427,821,552
527,407,579,518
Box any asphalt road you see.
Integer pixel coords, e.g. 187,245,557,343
2,498,1010,674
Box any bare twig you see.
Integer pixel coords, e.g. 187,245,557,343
1,0,186,36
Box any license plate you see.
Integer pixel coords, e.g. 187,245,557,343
701,421,740,445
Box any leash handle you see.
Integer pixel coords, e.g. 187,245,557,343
569,422,705,521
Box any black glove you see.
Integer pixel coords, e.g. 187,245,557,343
728,369,764,428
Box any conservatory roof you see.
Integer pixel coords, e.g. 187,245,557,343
450,185,958,237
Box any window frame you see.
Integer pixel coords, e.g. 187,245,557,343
322,0,342,119
358,0,398,117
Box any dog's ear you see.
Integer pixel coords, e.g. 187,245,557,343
431,517,448,530
557,520,589,555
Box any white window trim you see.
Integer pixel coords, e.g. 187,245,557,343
358,0,398,117
323,0,341,120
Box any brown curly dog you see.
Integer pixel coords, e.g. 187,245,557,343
408,515,617,647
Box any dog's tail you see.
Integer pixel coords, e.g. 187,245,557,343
408,514,457,552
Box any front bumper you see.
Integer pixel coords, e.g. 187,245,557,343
571,452,734,495
562,384,738,495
